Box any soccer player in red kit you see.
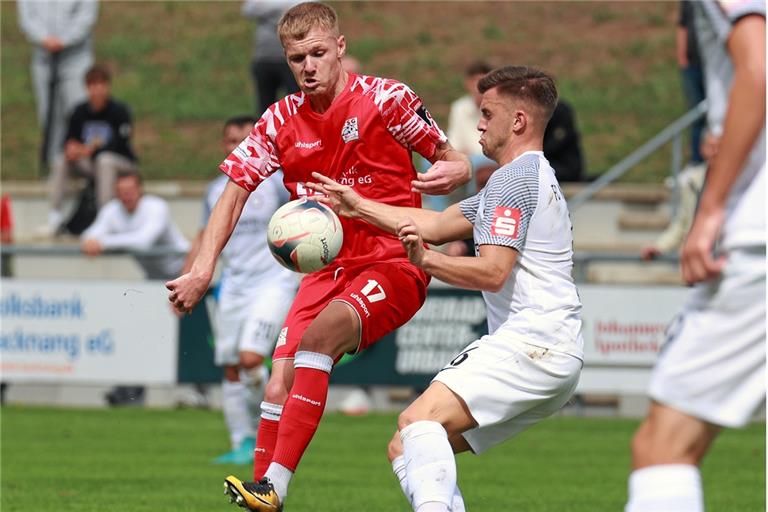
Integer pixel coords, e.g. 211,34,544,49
165,2,471,510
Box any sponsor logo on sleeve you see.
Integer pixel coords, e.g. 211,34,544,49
490,206,521,239
415,106,434,126
276,327,288,347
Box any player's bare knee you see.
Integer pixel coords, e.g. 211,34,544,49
397,405,436,431
240,351,265,369
630,423,653,465
223,365,240,382
387,432,403,462
263,375,289,405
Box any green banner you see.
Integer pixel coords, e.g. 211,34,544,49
332,287,487,387
177,287,487,387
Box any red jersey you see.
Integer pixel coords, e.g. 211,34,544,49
220,73,447,269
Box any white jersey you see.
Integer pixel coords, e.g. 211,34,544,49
201,173,296,297
459,151,583,359
694,0,766,250
82,195,189,280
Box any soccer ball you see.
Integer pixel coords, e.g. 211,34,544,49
267,198,343,273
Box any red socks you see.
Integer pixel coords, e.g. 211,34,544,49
253,415,280,479
272,351,333,471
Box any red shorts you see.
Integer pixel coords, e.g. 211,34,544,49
272,261,429,361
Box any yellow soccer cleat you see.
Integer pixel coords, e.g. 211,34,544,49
224,475,283,511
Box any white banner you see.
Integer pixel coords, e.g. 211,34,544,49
579,284,689,366
0,279,178,384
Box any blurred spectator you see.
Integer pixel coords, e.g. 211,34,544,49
44,64,138,236
641,133,719,261
447,60,496,196
17,0,98,169
242,0,299,115
341,54,361,74
80,171,188,279
543,99,585,182
677,0,706,165
81,171,188,406
182,116,297,464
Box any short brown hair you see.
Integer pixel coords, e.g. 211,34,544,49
478,66,558,123
465,60,492,78
117,170,141,184
224,115,257,133
278,2,340,44
85,64,111,85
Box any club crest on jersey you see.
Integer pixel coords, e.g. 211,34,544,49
341,117,359,143
491,206,521,239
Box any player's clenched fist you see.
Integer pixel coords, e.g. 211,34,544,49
397,218,426,266
165,271,211,314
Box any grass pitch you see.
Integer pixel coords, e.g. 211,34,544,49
1,406,764,511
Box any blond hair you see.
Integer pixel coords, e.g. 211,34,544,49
278,2,340,44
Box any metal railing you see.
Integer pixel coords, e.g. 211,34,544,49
0,244,680,284
568,100,708,211
0,244,187,258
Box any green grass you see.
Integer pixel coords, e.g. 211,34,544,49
0,2,691,182
1,406,764,511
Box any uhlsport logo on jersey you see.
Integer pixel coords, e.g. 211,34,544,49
341,117,359,143
491,206,521,239
294,140,322,150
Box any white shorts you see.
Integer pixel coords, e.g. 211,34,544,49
213,283,295,366
433,335,582,454
649,247,766,428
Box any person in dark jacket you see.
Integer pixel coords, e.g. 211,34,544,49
44,64,138,235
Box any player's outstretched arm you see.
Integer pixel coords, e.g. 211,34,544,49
166,179,249,313
308,172,472,244
399,218,517,292
680,15,765,284
412,141,472,196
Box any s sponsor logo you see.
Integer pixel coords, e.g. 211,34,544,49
490,206,521,239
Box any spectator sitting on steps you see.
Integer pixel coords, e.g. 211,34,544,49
43,64,138,236
80,170,189,406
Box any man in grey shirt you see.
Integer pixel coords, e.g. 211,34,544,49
18,0,98,166
242,0,299,114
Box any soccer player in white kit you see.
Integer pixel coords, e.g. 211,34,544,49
625,3,765,511
182,116,298,465
310,66,583,512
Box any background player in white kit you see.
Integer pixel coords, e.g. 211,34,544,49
182,116,298,465
310,66,583,512
625,3,765,511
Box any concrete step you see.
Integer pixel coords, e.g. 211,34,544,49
617,208,671,231
562,182,669,205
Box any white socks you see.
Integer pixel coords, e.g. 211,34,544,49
401,421,457,512
626,464,703,512
240,365,269,430
221,380,253,448
392,455,411,504
265,462,293,501
392,455,465,511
